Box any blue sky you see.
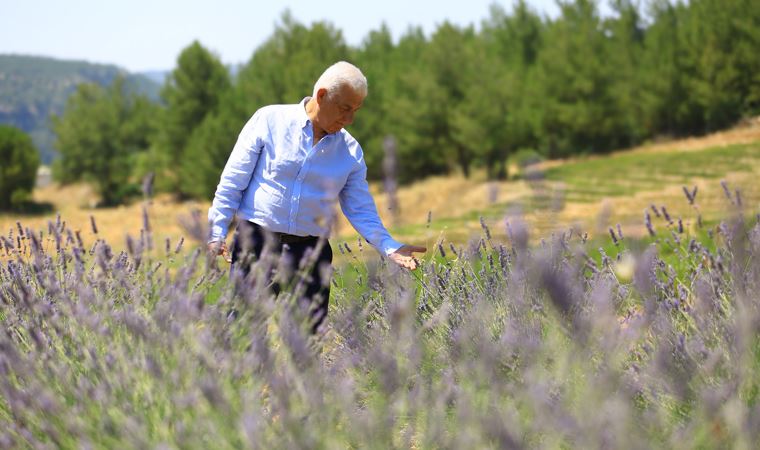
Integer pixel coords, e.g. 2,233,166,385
0,0,574,72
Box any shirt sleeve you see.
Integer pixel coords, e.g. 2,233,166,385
207,110,266,242
339,154,403,256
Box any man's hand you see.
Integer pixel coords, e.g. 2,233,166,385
388,245,427,270
207,241,231,263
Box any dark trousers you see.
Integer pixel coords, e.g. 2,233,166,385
230,220,333,333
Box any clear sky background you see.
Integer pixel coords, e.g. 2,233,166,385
0,0,573,73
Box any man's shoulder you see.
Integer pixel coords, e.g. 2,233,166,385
254,102,302,120
338,129,364,161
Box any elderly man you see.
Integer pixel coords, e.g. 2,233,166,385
207,61,426,331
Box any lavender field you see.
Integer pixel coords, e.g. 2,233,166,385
1,182,760,449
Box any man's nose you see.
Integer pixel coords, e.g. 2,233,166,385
344,111,355,124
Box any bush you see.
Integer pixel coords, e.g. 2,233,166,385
510,147,545,169
0,125,40,210
1,181,759,448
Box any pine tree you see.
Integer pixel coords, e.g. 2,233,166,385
236,12,350,108
179,92,248,199
151,41,231,195
533,0,623,156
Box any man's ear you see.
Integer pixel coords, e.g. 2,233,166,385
316,88,328,104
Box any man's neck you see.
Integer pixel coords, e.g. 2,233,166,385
304,97,325,143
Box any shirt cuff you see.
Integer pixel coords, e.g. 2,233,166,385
380,237,404,256
208,225,227,244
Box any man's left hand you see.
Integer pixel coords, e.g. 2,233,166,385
389,245,427,270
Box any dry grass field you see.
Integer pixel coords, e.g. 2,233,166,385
379,117,760,247
2,117,759,258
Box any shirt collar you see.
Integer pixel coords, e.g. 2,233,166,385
299,97,311,130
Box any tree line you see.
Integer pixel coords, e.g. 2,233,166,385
0,54,160,165
40,0,760,206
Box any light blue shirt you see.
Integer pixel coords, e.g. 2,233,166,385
208,98,403,256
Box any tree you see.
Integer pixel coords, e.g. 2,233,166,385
425,22,481,178
449,33,510,179
473,1,545,179
533,0,625,157
150,41,231,195
236,12,350,108
604,0,647,146
0,125,40,209
683,0,760,131
52,76,157,206
382,27,450,183
102,0,759,195
351,24,399,180
179,91,248,199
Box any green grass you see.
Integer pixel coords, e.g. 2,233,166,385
544,143,760,202
373,142,760,248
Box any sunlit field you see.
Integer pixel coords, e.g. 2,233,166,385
3,0,760,445
2,120,760,448
2,119,759,259
2,171,760,447
0,118,760,449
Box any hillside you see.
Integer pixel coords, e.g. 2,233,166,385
0,54,161,164
382,118,760,246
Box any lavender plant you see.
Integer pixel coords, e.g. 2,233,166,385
1,182,759,449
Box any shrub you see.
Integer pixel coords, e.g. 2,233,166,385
0,125,39,210
511,147,545,169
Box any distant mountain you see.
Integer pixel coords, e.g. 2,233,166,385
0,54,163,164
137,69,169,85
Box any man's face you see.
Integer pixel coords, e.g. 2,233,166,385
315,83,364,135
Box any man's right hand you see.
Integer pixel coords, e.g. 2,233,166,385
207,241,231,263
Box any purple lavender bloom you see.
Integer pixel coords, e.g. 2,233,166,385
90,215,98,235
645,211,656,237
682,186,694,205
174,237,184,254
720,180,733,204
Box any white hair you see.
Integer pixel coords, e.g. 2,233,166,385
312,61,368,99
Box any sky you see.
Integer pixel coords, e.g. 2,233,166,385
0,0,569,73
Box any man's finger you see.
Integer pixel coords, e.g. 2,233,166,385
406,245,427,254
221,245,232,263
